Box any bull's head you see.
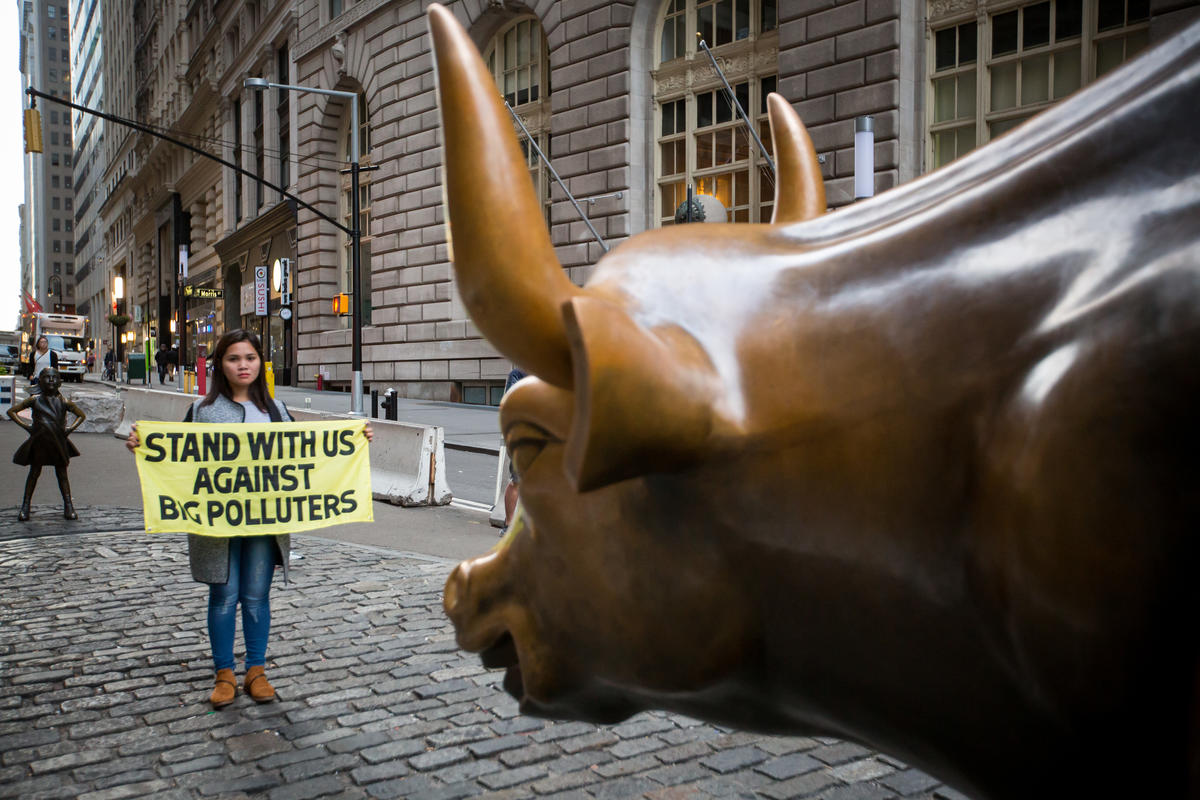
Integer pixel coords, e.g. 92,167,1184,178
430,4,1200,798
429,0,831,727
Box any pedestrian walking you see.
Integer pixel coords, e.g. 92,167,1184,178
23,335,59,394
168,346,179,381
154,343,170,384
125,329,374,708
103,346,115,381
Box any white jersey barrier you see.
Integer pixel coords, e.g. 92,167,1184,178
490,445,511,528
289,408,452,507
114,387,453,507
0,375,15,418
113,387,197,438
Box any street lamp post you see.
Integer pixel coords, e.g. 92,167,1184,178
244,77,364,416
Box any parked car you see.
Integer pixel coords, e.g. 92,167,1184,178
0,344,20,371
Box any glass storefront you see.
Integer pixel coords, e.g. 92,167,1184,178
238,276,289,385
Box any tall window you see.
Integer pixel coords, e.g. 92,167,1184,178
929,0,1150,169
340,93,371,327
233,99,243,222
484,16,552,225
277,45,290,189
253,90,265,209
654,0,778,226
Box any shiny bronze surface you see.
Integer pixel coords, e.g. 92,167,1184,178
429,5,1200,798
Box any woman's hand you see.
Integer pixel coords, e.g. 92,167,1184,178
125,423,140,454
363,422,374,442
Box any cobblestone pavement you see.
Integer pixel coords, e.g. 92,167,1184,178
0,507,143,542
0,530,971,800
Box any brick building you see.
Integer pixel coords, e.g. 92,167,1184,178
100,0,1198,400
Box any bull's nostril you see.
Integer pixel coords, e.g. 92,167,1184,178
480,632,517,669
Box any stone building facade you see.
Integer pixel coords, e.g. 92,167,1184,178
97,0,1198,400
286,0,1196,403
99,0,301,377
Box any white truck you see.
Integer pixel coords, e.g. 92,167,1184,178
20,312,90,382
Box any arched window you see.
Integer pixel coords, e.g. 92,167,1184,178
484,15,552,225
653,0,778,226
339,92,371,327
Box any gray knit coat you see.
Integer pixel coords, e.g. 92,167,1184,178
185,394,292,584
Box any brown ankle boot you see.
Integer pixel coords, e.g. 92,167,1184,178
243,665,276,703
210,668,237,709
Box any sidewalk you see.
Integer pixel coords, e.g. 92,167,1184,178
0,528,962,800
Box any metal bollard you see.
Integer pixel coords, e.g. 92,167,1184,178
371,389,378,418
382,388,398,421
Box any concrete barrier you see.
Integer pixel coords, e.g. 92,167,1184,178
490,446,511,528
0,376,14,418
113,387,198,437
71,389,125,434
290,408,452,507
114,387,453,507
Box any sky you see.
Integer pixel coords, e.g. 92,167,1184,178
1,5,24,332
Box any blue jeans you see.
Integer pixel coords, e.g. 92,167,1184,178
208,536,276,672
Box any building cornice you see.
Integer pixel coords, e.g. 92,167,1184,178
213,199,296,263
295,0,390,61
218,5,300,98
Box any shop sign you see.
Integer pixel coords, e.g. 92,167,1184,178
184,286,224,299
254,266,269,316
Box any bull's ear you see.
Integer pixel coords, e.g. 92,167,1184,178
767,93,825,224
561,296,722,492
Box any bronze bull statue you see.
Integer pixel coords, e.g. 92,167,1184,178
427,5,1200,798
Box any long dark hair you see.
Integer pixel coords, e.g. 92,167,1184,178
200,329,271,411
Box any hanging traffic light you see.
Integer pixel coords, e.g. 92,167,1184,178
24,108,43,154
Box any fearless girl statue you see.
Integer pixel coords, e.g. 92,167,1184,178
8,367,86,520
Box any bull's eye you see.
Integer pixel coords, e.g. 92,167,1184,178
504,421,554,477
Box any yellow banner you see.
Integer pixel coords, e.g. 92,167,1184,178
134,420,373,536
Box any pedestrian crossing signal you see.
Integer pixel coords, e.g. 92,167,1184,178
332,293,351,316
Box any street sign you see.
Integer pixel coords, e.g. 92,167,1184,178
254,266,268,316
277,258,292,306
179,246,189,279
183,286,223,299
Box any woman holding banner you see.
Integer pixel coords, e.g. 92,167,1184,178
126,329,373,709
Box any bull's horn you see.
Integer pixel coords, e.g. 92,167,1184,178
562,296,724,491
767,93,825,224
427,3,578,388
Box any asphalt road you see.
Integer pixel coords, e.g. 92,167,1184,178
443,448,500,508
